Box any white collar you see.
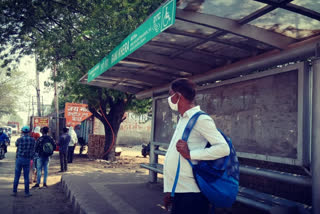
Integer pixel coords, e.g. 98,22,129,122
180,105,201,119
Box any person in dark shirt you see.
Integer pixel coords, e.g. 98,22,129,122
32,126,56,188
58,127,70,172
12,126,35,197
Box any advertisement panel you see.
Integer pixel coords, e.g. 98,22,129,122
33,117,49,128
64,103,92,127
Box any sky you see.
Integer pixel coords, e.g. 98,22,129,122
17,55,54,125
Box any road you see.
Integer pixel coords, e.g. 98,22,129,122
0,136,73,214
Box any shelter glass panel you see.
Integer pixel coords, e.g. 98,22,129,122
293,0,320,13
141,45,176,56
177,0,266,20
152,32,199,47
179,51,223,67
196,41,251,59
169,19,217,36
250,8,320,39
217,34,274,51
196,41,228,53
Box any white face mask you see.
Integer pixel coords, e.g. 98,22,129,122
168,93,180,111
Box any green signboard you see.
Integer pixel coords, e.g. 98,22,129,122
87,0,176,82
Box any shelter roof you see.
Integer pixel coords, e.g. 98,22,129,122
80,0,320,99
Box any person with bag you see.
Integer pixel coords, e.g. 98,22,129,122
32,126,56,188
163,78,238,214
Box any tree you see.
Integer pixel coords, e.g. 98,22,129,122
0,62,24,117
0,0,162,160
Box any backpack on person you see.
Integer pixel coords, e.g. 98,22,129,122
171,111,240,208
40,136,56,157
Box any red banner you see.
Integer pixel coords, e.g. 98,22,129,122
64,103,92,127
33,117,49,128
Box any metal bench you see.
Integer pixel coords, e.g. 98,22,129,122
140,142,312,213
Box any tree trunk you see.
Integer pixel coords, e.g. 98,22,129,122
102,101,126,161
88,92,132,161
103,124,116,161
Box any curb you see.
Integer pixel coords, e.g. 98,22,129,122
61,175,88,214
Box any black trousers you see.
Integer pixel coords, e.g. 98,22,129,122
67,146,75,163
59,151,68,171
171,193,210,214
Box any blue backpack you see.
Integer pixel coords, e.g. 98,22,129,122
171,111,239,208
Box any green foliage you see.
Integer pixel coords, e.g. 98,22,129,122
0,0,164,159
7,113,24,126
0,62,24,117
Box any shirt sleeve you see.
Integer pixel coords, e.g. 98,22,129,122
190,115,230,161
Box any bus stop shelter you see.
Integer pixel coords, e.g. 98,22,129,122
80,0,320,213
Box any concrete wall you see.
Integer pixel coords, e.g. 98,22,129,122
154,67,301,164
93,112,152,146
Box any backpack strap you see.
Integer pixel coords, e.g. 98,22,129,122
171,111,206,197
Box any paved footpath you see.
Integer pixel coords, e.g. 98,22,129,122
61,169,167,214
0,136,73,214
0,137,168,214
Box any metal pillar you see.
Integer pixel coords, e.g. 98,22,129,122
312,59,320,214
149,97,158,183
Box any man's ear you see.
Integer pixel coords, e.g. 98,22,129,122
175,92,182,99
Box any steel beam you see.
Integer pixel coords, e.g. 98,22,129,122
238,5,276,24
254,0,320,21
175,8,296,49
312,59,320,214
238,0,295,24
284,3,320,21
240,165,311,187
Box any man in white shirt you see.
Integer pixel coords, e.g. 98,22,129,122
163,78,230,214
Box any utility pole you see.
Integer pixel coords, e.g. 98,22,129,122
42,96,44,116
32,96,34,116
35,54,41,117
27,96,31,125
53,63,59,143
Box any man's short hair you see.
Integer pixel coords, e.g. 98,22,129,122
42,126,49,134
170,78,196,102
63,127,69,133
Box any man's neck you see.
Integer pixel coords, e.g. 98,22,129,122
179,103,195,116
